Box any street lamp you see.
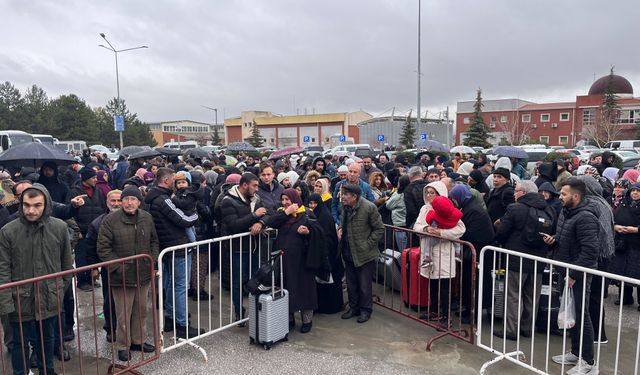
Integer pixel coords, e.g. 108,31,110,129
98,32,148,150
201,105,219,145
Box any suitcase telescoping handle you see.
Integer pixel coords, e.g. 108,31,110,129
272,250,285,300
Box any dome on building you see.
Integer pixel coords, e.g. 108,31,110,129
588,74,633,96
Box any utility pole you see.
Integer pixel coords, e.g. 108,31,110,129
416,0,422,137
445,106,450,146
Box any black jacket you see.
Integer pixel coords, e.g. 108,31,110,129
38,163,69,204
495,193,553,273
257,180,284,216
85,213,108,265
67,183,106,235
535,162,558,188
403,179,427,228
486,184,515,223
459,198,495,252
218,185,268,253
144,185,199,250
554,199,600,281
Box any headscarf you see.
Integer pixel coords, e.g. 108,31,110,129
282,187,303,206
622,169,640,184
204,170,218,186
613,178,630,209
456,162,474,176
602,167,620,184
279,188,306,227
286,170,300,186
449,184,472,208
315,178,331,202
576,165,589,176
135,168,147,181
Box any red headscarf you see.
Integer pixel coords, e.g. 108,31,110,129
426,196,463,229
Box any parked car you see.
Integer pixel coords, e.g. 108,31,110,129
622,157,640,171
524,149,554,176
304,145,324,157
612,150,639,162
604,140,640,152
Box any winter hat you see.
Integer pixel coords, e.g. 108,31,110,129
225,173,242,184
631,182,640,191
622,169,640,184
493,167,511,180
426,196,463,229
175,171,192,184
337,165,348,173
456,162,474,176
121,185,143,202
79,167,97,181
342,183,361,197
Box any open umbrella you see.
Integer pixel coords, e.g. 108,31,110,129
269,147,305,160
227,142,257,152
222,155,238,165
155,147,183,156
129,149,161,160
449,145,476,154
119,145,150,156
493,146,528,159
415,139,449,153
183,148,211,159
0,142,76,168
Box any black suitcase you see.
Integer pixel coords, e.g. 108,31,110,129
536,267,562,335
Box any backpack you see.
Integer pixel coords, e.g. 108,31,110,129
521,205,555,248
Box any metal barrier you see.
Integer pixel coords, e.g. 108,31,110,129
0,254,159,375
373,225,477,350
157,229,276,360
477,245,640,375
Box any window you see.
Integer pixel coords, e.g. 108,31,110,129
490,116,497,123
522,114,531,123
582,109,595,128
540,113,550,122
560,112,570,121
463,117,470,124
559,136,568,145
539,136,549,144
500,115,508,123
619,109,638,124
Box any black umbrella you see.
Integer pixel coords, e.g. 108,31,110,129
129,149,162,160
227,142,257,152
119,145,150,156
155,147,183,156
0,142,76,168
183,148,211,159
415,139,449,153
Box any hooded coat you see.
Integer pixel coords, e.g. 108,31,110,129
449,184,495,252
0,184,73,321
535,161,558,188
577,176,615,260
538,182,562,217
37,161,69,204
609,191,640,278
485,182,515,224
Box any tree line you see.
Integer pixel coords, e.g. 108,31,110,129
0,81,156,148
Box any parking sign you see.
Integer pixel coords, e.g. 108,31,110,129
114,115,125,132
303,136,310,143
420,133,427,140
339,135,346,142
378,135,385,142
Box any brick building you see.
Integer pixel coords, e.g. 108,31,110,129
456,74,640,147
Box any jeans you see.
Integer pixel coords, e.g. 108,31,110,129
570,275,594,364
231,251,258,316
394,230,407,251
185,226,196,243
163,253,192,326
11,317,56,375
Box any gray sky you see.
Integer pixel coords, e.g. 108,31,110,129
1,0,638,124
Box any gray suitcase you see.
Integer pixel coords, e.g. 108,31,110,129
374,249,402,292
248,252,289,350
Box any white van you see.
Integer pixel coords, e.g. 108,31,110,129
326,143,373,156
604,140,640,152
163,141,198,150
57,140,87,153
0,130,34,152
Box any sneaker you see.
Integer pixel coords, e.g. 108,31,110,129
552,351,579,365
566,359,598,375
593,338,608,344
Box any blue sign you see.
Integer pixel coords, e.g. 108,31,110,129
303,136,310,143
378,135,385,142
339,135,346,142
420,133,427,141
114,115,125,132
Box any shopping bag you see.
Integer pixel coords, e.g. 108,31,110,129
557,286,576,329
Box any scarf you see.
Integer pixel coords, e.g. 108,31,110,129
321,191,332,202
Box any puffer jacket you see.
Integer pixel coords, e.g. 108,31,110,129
257,179,284,216
554,199,600,281
218,185,268,253
338,197,385,267
0,184,73,321
403,179,427,228
97,208,159,287
144,185,199,251
486,184,515,223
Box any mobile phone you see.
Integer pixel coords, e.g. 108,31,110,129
539,232,549,237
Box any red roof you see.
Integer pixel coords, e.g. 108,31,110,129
518,102,576,111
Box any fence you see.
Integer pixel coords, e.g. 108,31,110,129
0,254,159,375
157,229,276,360
477,245,640,375
373,225,477,350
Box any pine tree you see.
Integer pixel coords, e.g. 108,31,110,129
247,120,264,147
211,125,222,145
399,109,416,149
463,88,492,147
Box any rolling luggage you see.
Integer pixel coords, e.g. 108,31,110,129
248,251,289,350
374,249,402,292
492,269,506,319
536,267,562,335
401,247,429,309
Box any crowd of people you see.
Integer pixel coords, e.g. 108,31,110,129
0,146,637,374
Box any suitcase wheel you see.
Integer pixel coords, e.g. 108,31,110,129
263,344,271,350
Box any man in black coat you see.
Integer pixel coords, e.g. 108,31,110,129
493,180,555,340
403,166,427,229
486,167,515,226
218,173,269,321
545,178,599,372
256,163,284,217
38,161,69,204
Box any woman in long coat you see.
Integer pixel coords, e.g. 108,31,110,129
267,188,317,333
308,193,343,314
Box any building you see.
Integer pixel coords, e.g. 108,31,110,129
456,74,640,147
357,115,454,149
223,110,372,147
148,120,224,146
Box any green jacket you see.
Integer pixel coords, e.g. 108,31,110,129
0,184,73,322
339,197,385,267
97,208,159,287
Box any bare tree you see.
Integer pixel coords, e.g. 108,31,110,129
496,114,534,145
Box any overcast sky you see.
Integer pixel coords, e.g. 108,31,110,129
1,0,638,124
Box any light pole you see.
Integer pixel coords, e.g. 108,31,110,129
99,33,148,150
201,105,218,145
176,125,182,150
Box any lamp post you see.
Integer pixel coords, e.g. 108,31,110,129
99,33,148,150
176,125,182,151
201,105,218,145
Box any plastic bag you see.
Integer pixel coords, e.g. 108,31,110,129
557,287,576,329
